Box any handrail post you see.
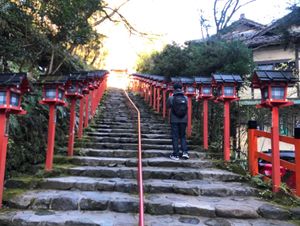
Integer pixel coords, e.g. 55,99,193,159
248,120,258,175
123,89,144,226
294,126,300,196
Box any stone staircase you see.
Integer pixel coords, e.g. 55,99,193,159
0,87,298,225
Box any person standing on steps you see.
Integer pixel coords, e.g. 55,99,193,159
167,82,189,160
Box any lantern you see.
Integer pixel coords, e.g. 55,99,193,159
40,75,68,106
252,70,296,108
65,73,85,157
39,74,68,171
179,77,196,138
194,76,213,150
212,74,242,101
251,70,297,193
212,73,243,161
0,73,30,208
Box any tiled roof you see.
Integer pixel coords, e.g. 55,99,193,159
194,76,212,84
39,75,69,85
253,70,298,83
212,74,243,84
0,73,27,86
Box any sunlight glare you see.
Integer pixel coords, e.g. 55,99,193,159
107,70,129,89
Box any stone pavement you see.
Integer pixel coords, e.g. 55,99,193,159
0,87,299,226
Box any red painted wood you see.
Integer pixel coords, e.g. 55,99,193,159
78,98,84,139
224,101,230,161
68,99,76,157
203,99,208,150
0,113,8,208
187,96,192,138
271,106,281,192
45,104,56,171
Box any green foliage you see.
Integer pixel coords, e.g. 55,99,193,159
136,42,188,78
137,40,253,79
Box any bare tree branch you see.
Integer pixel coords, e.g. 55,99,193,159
213,0,256,33
93,0,129,26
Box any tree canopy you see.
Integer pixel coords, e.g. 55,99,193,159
0,0,133,75
136,40,253,79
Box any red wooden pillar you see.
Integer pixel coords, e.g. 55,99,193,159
149,86,153,107
0,113,9,208
157,88,160,113
144,84,147,101
68,98,76,156
294,130,300,196
224,101,231,161
168,92,172,122
271,106,281,192
84,95,89,128
153,86,156,110
187,96,193,138
45,104,56,171
162,90,167,118
203,99,209,150
78,98,84,139
248,120,258,175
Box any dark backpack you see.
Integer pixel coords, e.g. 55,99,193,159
172,94,187,118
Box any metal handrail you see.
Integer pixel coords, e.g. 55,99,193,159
123,89,144,226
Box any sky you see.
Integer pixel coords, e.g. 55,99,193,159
99,0,298,71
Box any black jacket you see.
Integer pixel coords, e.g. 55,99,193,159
166,89,188,123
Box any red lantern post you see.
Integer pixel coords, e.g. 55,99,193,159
40,75,68,171
0,73,30,208
181,77,196,138
195,76,213,150
65,73,85,157
212,74,243,161
251,70,296,192
78,72,90,138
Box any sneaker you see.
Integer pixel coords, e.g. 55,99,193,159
182,152,189,159
169,154,179,161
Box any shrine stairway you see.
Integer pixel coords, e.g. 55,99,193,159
0,87,298,226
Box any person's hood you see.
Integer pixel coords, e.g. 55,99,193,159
173,89,184,95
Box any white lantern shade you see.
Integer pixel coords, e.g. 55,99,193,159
45,88,56,99
224,86,234,96
271,86,285,100
0,91,6,105
202,86,211,95
10,92,20,107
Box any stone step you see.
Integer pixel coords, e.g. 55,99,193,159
0,210,295,226
81,137,173,145
90,124,171,131
86,128,169,134
76,148,205,158
4,190,293,220
63,166,243,181
6,176,257,197
76,142,199,150
54,156,214,168
97,117,165,122
90,121,168,126
85,132,171,139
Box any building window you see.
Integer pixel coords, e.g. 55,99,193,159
257,64,274,70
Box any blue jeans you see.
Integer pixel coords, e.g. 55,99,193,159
171,123,188,156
